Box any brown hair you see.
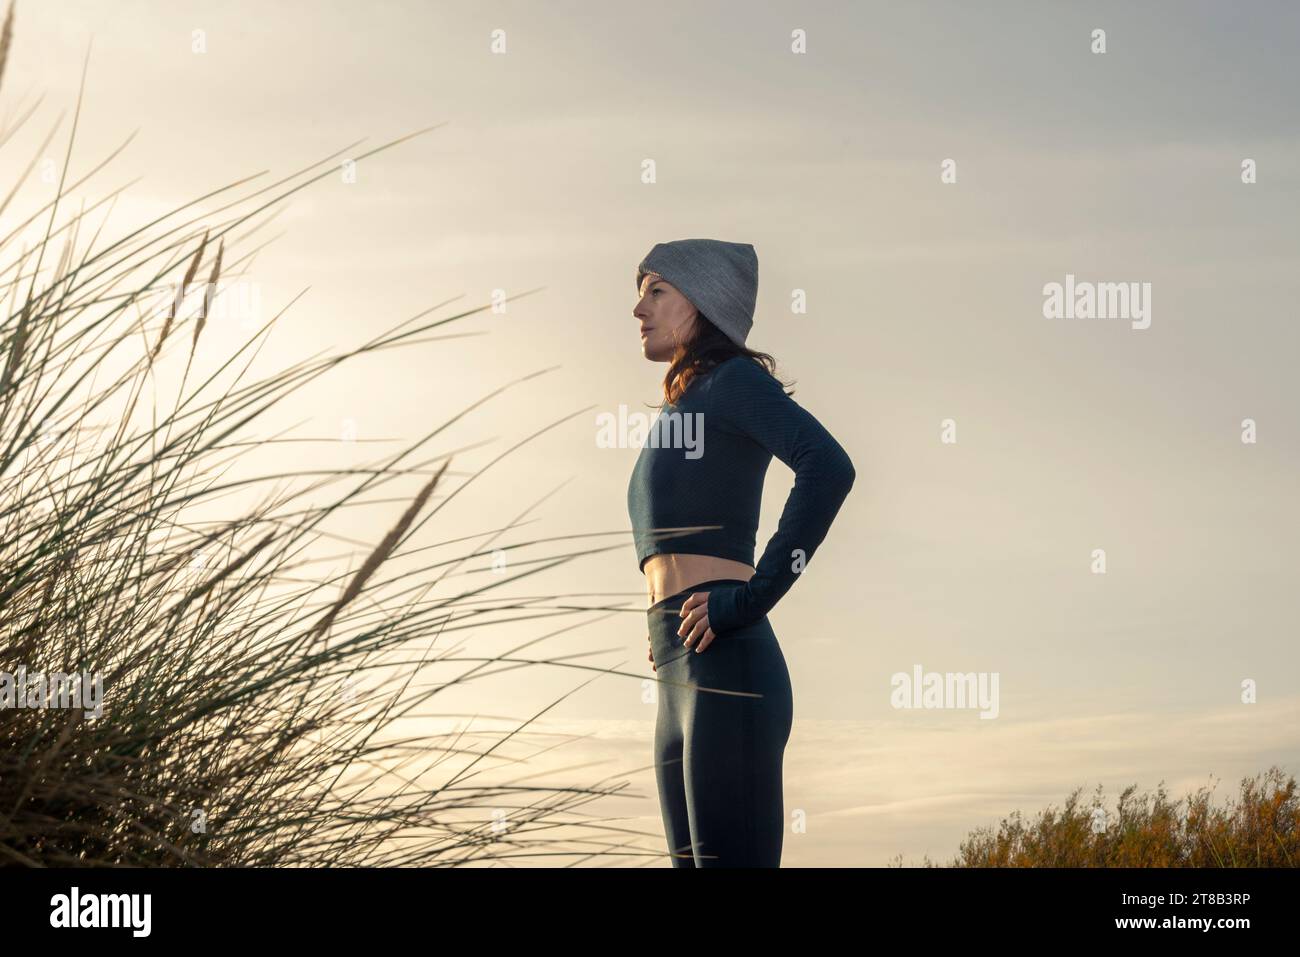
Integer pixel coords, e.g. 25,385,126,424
659,313,792,407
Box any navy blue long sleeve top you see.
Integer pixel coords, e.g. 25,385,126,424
627,356,856,634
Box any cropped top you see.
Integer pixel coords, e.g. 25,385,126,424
626,356,856,634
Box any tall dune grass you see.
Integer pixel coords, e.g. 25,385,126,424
0,6,653,867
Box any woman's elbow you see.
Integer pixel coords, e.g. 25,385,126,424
831,446,856,497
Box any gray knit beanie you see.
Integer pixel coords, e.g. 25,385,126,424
635,238,758,347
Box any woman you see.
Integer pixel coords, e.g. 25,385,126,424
627,238,857,867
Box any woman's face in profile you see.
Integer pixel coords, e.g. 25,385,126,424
633,274,698,361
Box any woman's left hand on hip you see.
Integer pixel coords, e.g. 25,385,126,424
678,591,717,653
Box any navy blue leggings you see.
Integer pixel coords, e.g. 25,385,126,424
647,578,794,867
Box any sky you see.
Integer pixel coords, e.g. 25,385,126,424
5,0,1298,865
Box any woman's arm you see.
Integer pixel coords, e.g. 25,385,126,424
704,358,856,633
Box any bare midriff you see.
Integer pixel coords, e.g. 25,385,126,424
643,553,756,609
